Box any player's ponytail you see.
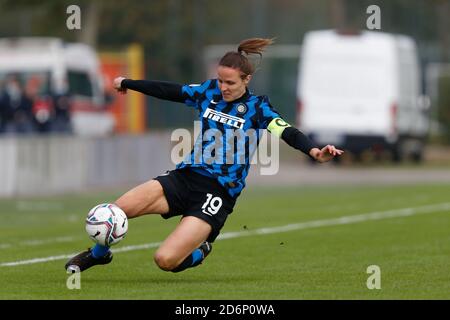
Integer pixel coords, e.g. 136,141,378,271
237,38,274,57
219,38,275,79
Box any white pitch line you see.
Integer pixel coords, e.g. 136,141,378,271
1,202,449,268
21,236,78,246
0,236,80,250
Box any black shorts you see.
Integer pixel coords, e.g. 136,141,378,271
154,168,236,242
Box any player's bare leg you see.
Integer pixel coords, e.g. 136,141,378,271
154,216,213,272
116,181,213,272
115,180,169,218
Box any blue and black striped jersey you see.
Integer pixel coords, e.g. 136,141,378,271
177,79,282,198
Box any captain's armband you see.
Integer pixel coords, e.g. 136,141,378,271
267,118,291,138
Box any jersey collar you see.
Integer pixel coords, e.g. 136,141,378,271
228,88,251,104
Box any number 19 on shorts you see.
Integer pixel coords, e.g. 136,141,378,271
202,193,223,216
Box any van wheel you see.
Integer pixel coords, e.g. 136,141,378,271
410,149,424,163
391,144,404,163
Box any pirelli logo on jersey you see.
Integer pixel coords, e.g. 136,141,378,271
203,107,245,129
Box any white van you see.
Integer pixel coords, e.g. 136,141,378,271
0,37,114,136
297,30,429,162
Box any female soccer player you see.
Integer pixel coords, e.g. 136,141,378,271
65,38,343,273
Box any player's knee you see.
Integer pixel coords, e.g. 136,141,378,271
153,251,179,271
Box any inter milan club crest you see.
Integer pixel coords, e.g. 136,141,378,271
236,103,247,114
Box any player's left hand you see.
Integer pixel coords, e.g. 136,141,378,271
113,76,127,94
311,145,344,163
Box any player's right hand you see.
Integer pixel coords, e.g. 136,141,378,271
113,76,127,94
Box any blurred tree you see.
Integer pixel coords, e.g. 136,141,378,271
433,0,450,61
2,0,448,71
1,0,84,42
329,0,347,29
437,76,450,142
79,1,101,47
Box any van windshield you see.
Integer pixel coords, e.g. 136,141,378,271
304,58,386,99
67,70,93,97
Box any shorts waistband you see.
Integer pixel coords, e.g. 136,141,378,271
189,167,215,178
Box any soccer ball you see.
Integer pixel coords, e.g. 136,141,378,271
85,203,128,246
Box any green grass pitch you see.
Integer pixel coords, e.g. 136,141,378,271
0,183,449,299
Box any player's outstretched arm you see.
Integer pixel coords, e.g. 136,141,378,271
113,76,185,103
267,117,344,163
